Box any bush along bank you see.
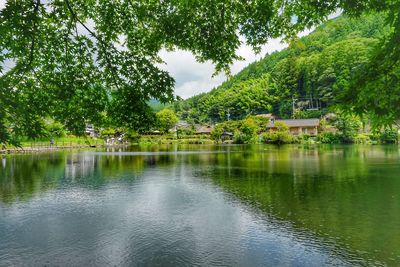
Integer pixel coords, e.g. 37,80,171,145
209,115,399,145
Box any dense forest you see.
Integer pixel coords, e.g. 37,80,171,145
174,14,388,123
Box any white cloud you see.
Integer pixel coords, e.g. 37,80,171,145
159,23,327,100
159,38,288,99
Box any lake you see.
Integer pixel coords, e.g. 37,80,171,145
0,145,399,266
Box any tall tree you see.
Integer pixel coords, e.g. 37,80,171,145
156,109,178,133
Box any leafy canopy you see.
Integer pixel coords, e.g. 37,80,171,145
1,0,400,144
156,108,178,133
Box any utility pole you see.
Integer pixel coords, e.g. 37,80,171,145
292,97,296,119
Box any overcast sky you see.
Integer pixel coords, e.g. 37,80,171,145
159,38,287,99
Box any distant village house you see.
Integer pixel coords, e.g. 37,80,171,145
195,125,214,135
85,124,99,137
266,118,320,136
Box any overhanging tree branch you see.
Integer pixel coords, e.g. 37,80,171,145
64,0,121,89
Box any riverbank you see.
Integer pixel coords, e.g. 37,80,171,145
1,135,213,154
3,132,398,155
1,136,128,154
1,144,134,154
1,144,94,154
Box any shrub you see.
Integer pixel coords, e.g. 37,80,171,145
240,118,257,136
317,132,341,144
235,118,258,144
211,125,224,143
233,130,257,144
271,131,295,144
248,116,270,132
221,120,240,133
260,130,295,144
177,127,195,137
333,113,362,143
233,131,245,144
156,109,178,133
298,134,315,144
46,121,66,137
260,132,273,144
354,134,371,144
100,128,116,137
337,133,355,144
300,134,311,141
274,121,289,132
379,128,399,144
125,130,141,143
260,122,295,144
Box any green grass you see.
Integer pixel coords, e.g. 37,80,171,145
11,136,103,148
133,135,215,145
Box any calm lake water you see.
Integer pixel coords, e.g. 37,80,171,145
0,145,399,266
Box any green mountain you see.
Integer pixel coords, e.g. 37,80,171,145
174,14,388,123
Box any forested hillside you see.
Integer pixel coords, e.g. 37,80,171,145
174,14,388,123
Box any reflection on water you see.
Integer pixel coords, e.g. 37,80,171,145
0,145,399,266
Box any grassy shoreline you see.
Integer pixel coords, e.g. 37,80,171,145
2,133,398,155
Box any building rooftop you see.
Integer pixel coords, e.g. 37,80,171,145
255,113,274,118
195,125,214,134
267,118,320,128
